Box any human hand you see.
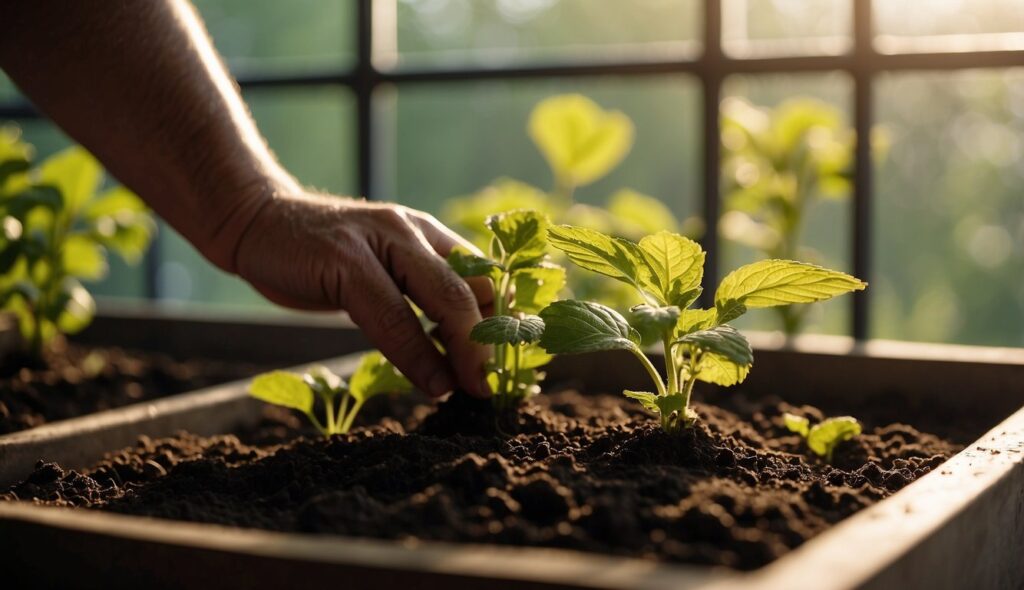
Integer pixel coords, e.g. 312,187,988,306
221,190,493,399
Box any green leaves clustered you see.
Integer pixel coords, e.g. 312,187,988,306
539,224,866,432
249,352,412,436
0,127,155,355
448,209,564,410
784,413,862,462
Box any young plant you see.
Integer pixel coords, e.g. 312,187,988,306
0,142,155,356
248,352,412,436
784,413,862,462
538,225,866,432
447,209,565,411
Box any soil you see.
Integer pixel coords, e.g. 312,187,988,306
0,340,260,434
4,386,964,571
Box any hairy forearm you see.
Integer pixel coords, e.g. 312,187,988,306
0,0,297,270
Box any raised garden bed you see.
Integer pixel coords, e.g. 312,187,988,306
1,334,1022,589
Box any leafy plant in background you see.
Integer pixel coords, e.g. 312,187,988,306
720,98,882,334
538,224,865,433
0,126,155,356
784,412,862,462
249,352,412,436
443,94,703,310
448,209,564,411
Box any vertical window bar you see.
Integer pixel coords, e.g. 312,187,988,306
851,0,874,339
699,0,723,308
356,0,375,200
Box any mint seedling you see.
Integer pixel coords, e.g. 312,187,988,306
249,351,411,436
0,142,154,356
538,225,865,432
448,209,565,411
784,412,862,461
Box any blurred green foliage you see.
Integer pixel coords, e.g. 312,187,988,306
0,127,154,355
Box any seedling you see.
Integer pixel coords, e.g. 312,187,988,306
538,225,865,432
447,209,564,411
720,98,885,334
784,412,862,462
0,140,154,356
249,352,412,436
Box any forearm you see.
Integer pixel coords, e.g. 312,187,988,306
0,0,296,271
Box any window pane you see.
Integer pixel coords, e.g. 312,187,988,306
720,73,854,335
193,0,354,74
875,0,1024,53
156,87,354,308
378,77,701,223
873,69,1024,347
722,0,852,57
385,0,700,69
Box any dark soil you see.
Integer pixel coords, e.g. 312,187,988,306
0,341,259,434
4,389,961,570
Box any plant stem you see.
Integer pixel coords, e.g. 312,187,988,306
663,334,677,394
337,392,351,432
306,411,328,437
339,400,364,434
630,347,667,398
510,343,521,401
324,394,336,434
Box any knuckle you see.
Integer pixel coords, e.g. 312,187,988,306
374,299,413,337
437,270,476,309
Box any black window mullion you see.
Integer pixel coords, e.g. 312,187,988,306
699,0,723,309
852,0,875,340
355,0,375,200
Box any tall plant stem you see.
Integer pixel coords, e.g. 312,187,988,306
631,348,667,398
663,334,677,394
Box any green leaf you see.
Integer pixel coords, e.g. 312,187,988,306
715,299,747,325
808,417,862,458
512,264,566,314
249,371,314,413
447,246,502,278
715,259,866,313
54,278,95,335
485,209,549,269
629,304,680,345
93,214,155,264
606,189,679,237
623,390,659,412
84,186,147,219
0,240,22,274
676,308,718,335
637,232,705,306
304,365,345,399
5,185,63,218
539,299,640,355
520,344,553,370
37,146,102,215
470,314,545,346
348,351,413,404
695,352,751,386
675,324,753,367
62,233,107,280
654,392,688,417
547,224,647,292
783,412,810,437
528,94,634,189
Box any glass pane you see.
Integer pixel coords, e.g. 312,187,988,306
875,0,1024,53
378,76,701,222
720,72,854,335
385,0,700,69
722,0,852,57
873,69,1024,347
193,0,354,74
157,87,355,308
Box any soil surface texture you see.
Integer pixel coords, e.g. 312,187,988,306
0,341,259,434
4,389,961,570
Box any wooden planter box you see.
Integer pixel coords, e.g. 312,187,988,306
1,333,1022,589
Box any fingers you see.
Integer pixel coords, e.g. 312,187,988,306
410,211,495,311
341,251,456,399
386,238,492,400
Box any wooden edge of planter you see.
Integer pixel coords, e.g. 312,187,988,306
718,404,1024,590
0,353,366,488
0,503,727,590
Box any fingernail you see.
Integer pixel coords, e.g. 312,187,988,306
427,371,454,398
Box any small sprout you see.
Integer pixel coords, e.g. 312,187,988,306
248,352,411,436
784,412,862,462
448,209,564,411
539,224,866,433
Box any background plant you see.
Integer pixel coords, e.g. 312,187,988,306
249,352,411,436
720,98,881,335
538,224,865,432
0,129,155,356
784,412,862,462
444,94,703,310
448,209,563,411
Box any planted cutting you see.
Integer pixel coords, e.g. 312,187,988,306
539,225,865,432
448,209,564,411
248,351,412,436
784,412,862,462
